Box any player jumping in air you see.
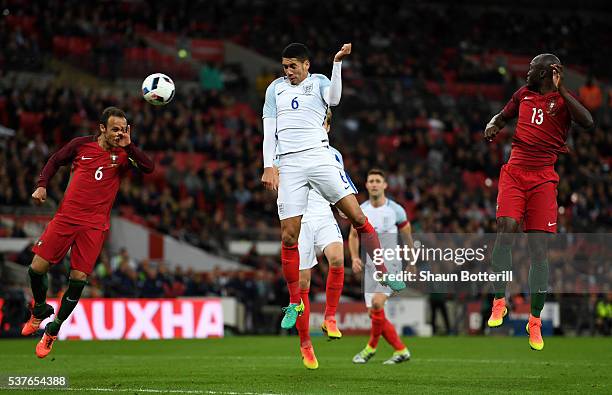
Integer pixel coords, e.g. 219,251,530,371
349,169,413,364
484,54,593,350
261,43,405,330
22,107,154,358
289,110,355,369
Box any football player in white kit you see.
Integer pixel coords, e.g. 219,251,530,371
349,169,413,365
292,110,354,369
261,43,404,331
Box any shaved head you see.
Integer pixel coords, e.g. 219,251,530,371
526,53,562,91
532,53,561,67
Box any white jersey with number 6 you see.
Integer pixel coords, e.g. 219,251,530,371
262,74,330,155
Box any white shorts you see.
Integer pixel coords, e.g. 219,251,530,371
277,147,354,220
363,259,402,307
364,292,392,308
298,218,343,270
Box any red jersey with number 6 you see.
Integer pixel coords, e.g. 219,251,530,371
37,135,154,230
501,85,572,167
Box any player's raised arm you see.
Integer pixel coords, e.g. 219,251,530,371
261,80,279,191
120,125,155,173
33,137,82,204
323,43,351,106
552,64,594,130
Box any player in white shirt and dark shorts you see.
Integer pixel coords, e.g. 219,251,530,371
261,43,405,341
349,169,413,365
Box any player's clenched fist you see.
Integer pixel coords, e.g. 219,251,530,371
334,43,352,62
32,187,47,205
484,123,500,141
261,167,279,191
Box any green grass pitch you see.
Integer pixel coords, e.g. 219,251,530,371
0,336,610,394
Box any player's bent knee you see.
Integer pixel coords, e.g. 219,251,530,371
328,255,344,268
496,217,519,234
31,255,50,273
281,233,299,247
299,278,310,290
70,270,88,282
371,295,387,310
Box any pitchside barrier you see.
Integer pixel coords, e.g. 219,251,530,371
0,298,224,340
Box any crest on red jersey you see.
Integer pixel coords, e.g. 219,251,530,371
110,153,118,167
545,98,559,115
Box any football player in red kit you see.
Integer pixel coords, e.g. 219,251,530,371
484,54,593,350
22,107,154,358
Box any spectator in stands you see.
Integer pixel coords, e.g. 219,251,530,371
595,292,612,335
111,247,137,271
139,265,165,298
109,261,138,298
579,76,603,121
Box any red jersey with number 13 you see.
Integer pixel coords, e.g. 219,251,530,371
501,85,572,167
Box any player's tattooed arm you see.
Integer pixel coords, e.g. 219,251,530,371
552,64,594,130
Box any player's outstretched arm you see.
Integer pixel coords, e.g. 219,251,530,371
484,112,509,142
120,125,155,173
324,43,351,106
36,137,82,197
552,64,594,130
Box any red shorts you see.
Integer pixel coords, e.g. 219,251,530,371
496,163,559,233
32,217,108,275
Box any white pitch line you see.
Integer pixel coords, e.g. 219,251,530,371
1,387,283,395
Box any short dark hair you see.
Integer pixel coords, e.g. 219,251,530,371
367,168,386,180
282,43,310,62
100,107,126,127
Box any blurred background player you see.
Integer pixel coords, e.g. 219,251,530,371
484,54,593,351
349,169,413,364
292,109,355,369
261,42,404,330
22,107,154,358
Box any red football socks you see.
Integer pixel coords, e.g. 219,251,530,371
325,266,344,319
296,288,311,347
368,308,386,349
382,318,405,351
355,218,387,273
281,243,301,304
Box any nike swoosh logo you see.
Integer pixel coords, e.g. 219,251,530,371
547,222,556,226
344,185,351,190
66,297,78,302
81,156,93,160
277,90,286,95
